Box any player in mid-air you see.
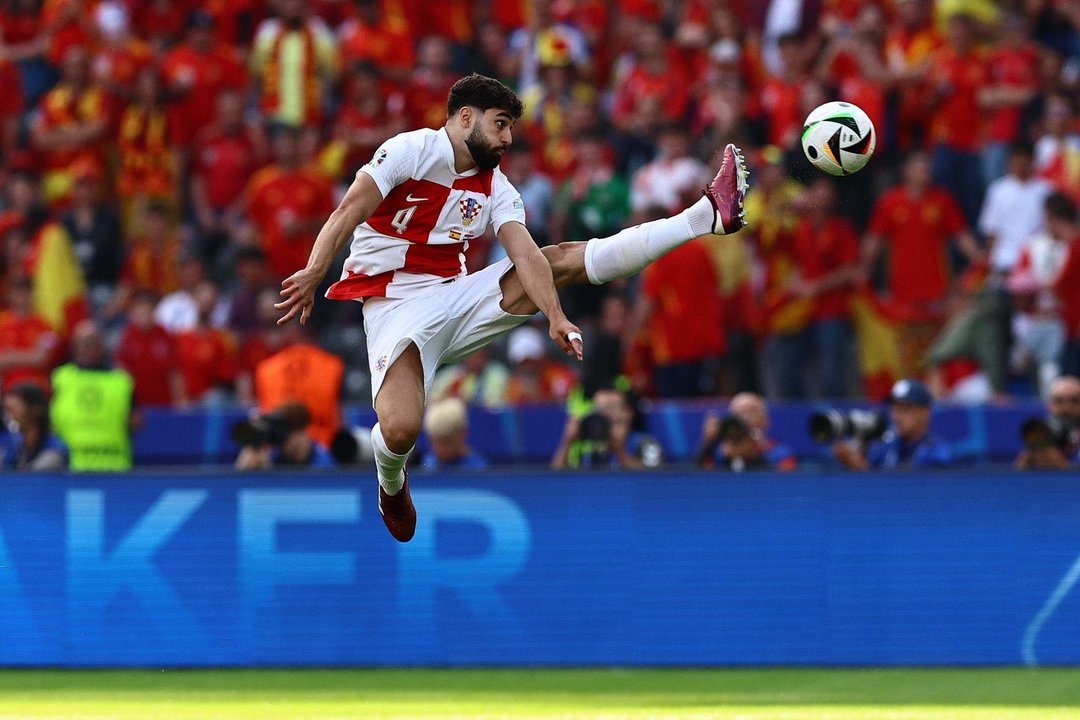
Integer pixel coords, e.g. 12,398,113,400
276,74,748,542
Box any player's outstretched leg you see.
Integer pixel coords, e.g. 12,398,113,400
371,343,424,542
499,144,748,315
582,143,748,285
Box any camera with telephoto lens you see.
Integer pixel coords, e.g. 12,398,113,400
232,411,292,448
1020,416,1076,451
809,409,888,444
717,414,753,443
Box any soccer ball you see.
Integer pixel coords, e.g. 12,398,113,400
801,101,876,176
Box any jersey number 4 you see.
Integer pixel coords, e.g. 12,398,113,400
391,206,416,234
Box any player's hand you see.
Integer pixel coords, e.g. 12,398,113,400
275,266,323,326
550,318,584,361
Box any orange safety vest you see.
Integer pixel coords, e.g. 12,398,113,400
255,343,343,447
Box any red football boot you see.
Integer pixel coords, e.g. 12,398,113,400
378,468,416,542
703,143,749,235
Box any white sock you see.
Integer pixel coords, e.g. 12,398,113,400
371,423,410,495
584,197,714,284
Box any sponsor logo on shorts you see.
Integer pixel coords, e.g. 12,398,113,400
375,354,388,372
459,198,483,227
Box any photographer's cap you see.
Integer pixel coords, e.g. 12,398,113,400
889,379,932,406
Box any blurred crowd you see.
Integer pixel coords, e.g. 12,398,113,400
2,0,1080,460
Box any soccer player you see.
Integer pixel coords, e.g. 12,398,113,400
275,74,748,542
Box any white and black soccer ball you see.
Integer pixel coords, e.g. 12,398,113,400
801,101,876,176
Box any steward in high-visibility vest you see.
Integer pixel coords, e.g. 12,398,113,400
49,323,134,471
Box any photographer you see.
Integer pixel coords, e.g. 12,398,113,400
551,387,661,469
831,379,953,470
697,393,797,471
1,383,68,470
1015,375,1080,469
234,401,335,470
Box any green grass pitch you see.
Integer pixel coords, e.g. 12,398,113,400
2,668,1080,719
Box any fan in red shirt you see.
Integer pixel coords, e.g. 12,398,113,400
403,36,457,130
0,276,60,392
759,33,809,148
91,1,153,110
638,233,724,398
864,152,985,377
611,24,690,133
779,178,860,399
926,13,991,224
160,10,247,146
332,63,407,182
120,201,182,297
173,280,238,403
1046,194,1080,359
980,14,1040,185
115,289,185,406
240,125,334,281
883,0,941,150
338,0,415,83
189,89,265,268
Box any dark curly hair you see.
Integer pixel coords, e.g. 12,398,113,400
446,73,524,120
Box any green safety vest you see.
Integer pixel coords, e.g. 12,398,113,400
50,364,134,471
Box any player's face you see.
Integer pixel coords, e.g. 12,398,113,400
465,108,514,170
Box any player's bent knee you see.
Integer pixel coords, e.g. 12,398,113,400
379,415,421,452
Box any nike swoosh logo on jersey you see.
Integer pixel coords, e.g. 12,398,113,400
405,194,429,202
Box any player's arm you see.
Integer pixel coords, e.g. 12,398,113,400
497,221,583,360
276,172,383,325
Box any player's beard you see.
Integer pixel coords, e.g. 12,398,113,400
465,124,505,170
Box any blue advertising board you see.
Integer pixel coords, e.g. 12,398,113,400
0,470,1078,667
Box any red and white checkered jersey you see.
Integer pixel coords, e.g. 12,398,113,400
326,127,526,301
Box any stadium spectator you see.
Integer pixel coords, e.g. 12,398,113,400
582,294,630,398
884,0,941,150
925,267,1009,403
226,248,274,334
630,124,711,219
1046,192,1080,376
337,0,415,83
1014,375,1080,469
612,23,690,138
59,160,122,314
0,382,67,470
632,231,724,398
834,379,954,470
507,0,591,94
421,397,487,471
863,152,985,379
50,320,135,471
253,332,344,447
250,0,338,129
331,62,407,184
926,13,989,225
160,10,247,146
1006,193,1076,394
189,89,266,276
28,44,109,207
980,13,1041,186
120,201,183,299
519,35,595,148
154,257,229,333
979,143,1054,275
496,144,554,252
769,177,859,399
1034,92,1080,204
0,275,59,393
240,124,335,281
174,279,239,405
696,391,797,472
403,35,458,130
91,0,153,103
431,347,510,409
505,325,577,406
114,289,185,407
115,65,180,233
759,32,810,150
552,386,658,469
234,400,336,469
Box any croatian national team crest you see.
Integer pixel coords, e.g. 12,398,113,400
459,198,483,227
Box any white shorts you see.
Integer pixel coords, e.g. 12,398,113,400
362,258,531,403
